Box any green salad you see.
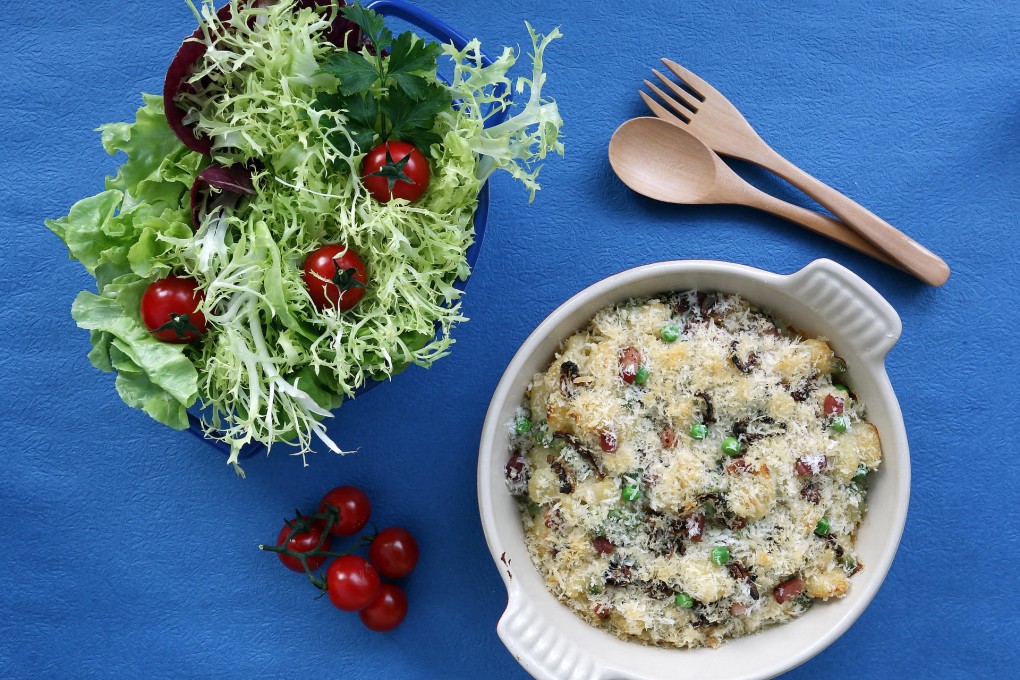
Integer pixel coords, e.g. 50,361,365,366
46,1,563,472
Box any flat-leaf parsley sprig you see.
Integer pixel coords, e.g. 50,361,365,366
316,4,452,155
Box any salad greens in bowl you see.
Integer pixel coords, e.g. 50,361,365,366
46,0,563,472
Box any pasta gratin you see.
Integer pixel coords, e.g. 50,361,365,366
504,291,881,648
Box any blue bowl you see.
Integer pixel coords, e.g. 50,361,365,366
187,0,507,460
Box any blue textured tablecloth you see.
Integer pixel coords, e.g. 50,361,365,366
2,1,1018,677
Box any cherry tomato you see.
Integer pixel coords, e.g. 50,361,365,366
369,527,419,578
139,276,207,343
275,520,328,573
360,141,429,203
327,555,381,611
359,583,408,632
319,486,372,536
302,245,367,311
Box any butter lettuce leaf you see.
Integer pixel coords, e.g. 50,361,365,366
47,97,203,435
100,93,204,209
115,372,191,431
71,290,198,405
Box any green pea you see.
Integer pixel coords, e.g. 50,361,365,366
622,485,642,502
721,436,742,457
832,383,850,394
660,324,680,343
674,591,694,609
635,366,650,385
589,584,603,595
711,546,730,566
831,415,850,433
815,517,831,536
689,422,708,440
853,464,868,483
515,417,532,434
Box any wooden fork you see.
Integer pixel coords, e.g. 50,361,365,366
642,59,950,286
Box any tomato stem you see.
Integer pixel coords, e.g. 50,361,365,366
259,508,377,596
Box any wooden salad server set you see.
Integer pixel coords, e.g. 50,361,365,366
609,58,950,286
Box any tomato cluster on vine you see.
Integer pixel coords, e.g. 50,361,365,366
261,485,419,632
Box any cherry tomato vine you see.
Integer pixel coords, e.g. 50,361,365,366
259,485,418,633
259,507,376,593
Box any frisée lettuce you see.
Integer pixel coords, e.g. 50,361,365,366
46,1,562,472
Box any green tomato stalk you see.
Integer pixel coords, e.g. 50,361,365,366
258,508,376,594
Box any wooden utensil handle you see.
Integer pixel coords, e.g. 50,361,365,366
739,186,906,272
751,146,949,286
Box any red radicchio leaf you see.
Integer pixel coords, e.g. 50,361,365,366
190,164,256,230
164,1,363,155
164,37,214,154
163,3,234,155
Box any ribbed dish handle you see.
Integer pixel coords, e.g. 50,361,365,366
781,259,902,362
366,0,511,127
497,592,616,680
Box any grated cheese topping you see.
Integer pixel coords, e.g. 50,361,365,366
506,291,882,649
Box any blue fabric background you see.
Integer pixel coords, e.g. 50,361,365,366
2,0,1017,677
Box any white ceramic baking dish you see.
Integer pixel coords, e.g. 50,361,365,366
477,259,909,680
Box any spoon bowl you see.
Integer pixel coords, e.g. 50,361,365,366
609,118,721,204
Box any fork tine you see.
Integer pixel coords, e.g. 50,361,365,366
651,69,700,113
660,58,709,101
642,80,692,123
639,91,688,126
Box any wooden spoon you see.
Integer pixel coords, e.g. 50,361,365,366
608,117,903,271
